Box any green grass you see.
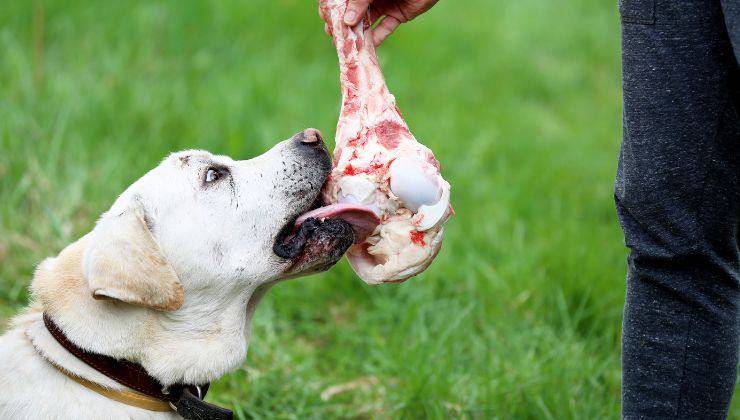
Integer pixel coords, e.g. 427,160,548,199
0,0,735,418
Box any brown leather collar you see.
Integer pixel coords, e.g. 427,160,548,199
43,312,233,420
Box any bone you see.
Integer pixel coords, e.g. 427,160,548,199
388,157,442,212
414,182,451,231
319,0,453,284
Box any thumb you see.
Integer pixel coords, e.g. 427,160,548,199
344,0,373,26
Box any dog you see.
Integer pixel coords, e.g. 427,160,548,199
0,129,357,419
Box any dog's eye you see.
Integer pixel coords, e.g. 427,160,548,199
204,168,224,183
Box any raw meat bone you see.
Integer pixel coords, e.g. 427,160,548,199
319,0,452,284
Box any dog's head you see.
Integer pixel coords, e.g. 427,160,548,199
83,129,356,312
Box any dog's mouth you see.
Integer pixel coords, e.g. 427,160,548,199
273,194,379,274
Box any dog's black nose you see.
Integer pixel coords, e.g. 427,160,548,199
293,128,324,146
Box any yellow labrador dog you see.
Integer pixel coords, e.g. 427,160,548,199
0,129,378,419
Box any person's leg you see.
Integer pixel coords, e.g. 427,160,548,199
721,0,740,62
615,0,740,418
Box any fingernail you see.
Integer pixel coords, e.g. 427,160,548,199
344,10,357,25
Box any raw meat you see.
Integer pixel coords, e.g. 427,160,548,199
316,0,452,284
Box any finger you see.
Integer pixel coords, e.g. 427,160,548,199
372,15,402,46
367,5,383,26
344,0,372,26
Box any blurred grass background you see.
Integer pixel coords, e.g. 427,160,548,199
0,0,736,418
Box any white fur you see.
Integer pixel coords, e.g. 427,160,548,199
0,136,332,419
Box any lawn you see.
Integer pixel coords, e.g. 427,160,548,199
0,0,736,418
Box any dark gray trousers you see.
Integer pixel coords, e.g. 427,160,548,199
615,0,739,418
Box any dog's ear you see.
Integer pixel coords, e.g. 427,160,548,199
83,203,184,311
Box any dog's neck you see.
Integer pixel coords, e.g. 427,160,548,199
29,235,267,387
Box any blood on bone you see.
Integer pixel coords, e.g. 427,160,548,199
345,63,360,86
343,160,384,177
342,38,354,58
343,98,359,114
367,161,384,174
372,120,407,150
343,164,357,176
409,230,426,247
347,134,361,147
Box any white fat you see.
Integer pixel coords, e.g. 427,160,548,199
339,176,376,204
388,157,442,212
355,216,444,283
368,219,428,269
338,176,383,215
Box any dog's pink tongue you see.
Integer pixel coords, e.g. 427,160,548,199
296,204,379,243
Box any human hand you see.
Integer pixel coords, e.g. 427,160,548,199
324,0,440,46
